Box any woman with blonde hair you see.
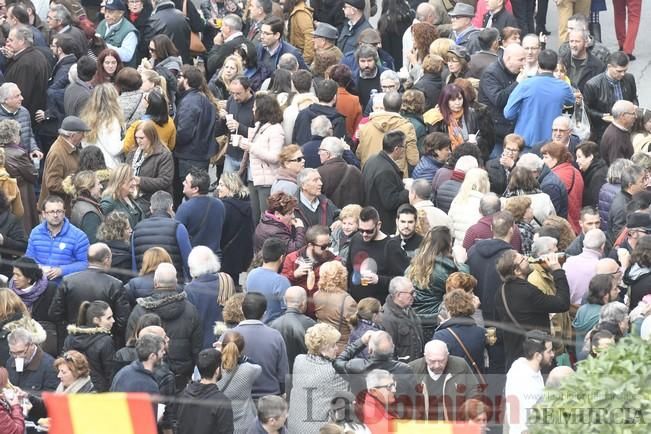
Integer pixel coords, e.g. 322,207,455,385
270,144,304,196
330,204,362,264
100,164,144,228
448,168,490,246
217,330,261,434
346,297,381,360
0,288,46,365
313,261,357,351
288,323,348,433
208,54,243,100
69,171,103,244
406,226,469,337
125,120,174,211
96,211,133,283
81,83,126,169
124,247,172,305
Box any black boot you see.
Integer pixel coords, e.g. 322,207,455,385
589,22,602,43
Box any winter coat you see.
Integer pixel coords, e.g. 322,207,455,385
486,157,510,196
82,118,124,169
0,210,27,278
247,122,284,186
100,196,144,230
433,317,486,373
551,162,584,234
185,274,223,349
288,1,315,64
538,165,568,218
70,196,103,244
581,158,607,209
126,144,174,210
293,103,346,146
174,89,218,162
559,51,605,93
403,112,427,154
123,118,177,153
0,106,37,155
379,295,424,362
177,382,234,434
295,193,339,228
583,72,638,140
7,346,58,393
0,399,24,434
413,156,445,183
64,78,93,117
318,157,364,208
572,303,601,359
346,318,380,360
110,360,159,394
38,136,79,212
269,308,316,371
357,111,419,177
477,57,518,141
495,271,570,369
216,361,261,434
336,87,362,138
624,264,651,311
254,212,306,253
435,178,462,214
0,313,46,368
426,105,492,158
607,190,631,242
119,90,147,129
124,273,156,306
337,16,372,55
502,190,556,226
206,34,256,78
3,143,38,232
361,151,410,235
63,325,115,392
314,290,357,351
144,2,192,64
414,72,443,111
448,191,484,246
26,218,89,278
104,239,134,284
126,290,202,379
220,197,254,280
3,46,50,119
598,182,620,233
48,268,131,335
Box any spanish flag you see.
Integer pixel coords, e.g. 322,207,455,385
394,420,482,433
43,392,157,434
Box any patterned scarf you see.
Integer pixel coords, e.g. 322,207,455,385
448,109,465,150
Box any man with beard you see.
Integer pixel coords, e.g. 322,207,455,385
560,29,605,93
346,206,404,301
504,331,555,434
354,44,386,110
385,204,423,276
281,225,337,317
111,334,165,397
495,250,570,369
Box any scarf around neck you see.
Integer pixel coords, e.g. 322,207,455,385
56,376,92,394
9,275,49,309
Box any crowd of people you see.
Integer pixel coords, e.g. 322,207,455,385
0,0,646,432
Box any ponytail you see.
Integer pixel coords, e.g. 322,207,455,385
77,300,110,327
221,342,240,371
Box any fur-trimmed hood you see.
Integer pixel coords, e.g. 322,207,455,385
66,324,112,335
136,291,188,322
2,314,46,345
62,169,111,196
64,325,113,353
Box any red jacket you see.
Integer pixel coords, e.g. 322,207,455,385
462,215,523,252
362,393,396,434
280,247,338,317
552,162,584,235
0,402,24,434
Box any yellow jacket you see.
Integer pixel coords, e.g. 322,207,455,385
289,2,315,65
122,117,177,153
0,169,23,217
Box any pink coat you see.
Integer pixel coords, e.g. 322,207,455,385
472,0,513,27
248,122,285,186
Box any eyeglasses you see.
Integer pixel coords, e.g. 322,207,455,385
260,31,275,36
9,345,32,358
503,147,520,154
623,112,637,116
313,242,332,249
398,290,415,296
375,382,397,391
288,157,304,162
318,148,330,153
358,227,376,234
45,209,65,215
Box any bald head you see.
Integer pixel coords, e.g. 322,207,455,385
596,258,620,275
503,44,526,74
612,100,636,130
154,263,177,289
369,331,394,357
88,242,111,267
415,3,436,23
546,366,575,388
284,286,307,311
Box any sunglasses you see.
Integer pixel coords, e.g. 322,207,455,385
313,242,332,249
358,227,376,234
288,157,304,162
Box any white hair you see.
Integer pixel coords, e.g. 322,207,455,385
188,246,221,278
454,155,479,173
365,369,393,389
154,263,177,288
531,236,557,257
583,229,607,250
517,153,544,171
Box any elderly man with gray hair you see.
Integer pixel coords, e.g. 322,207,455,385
301,115,333,168
563,228,607,305
7,327,58,395
295,168,340,228
126,262,202,390
517,152,569,218
362,369,397,430
185,246,233,349
600,99,636,165
379,276,424,362
317,137,363,208
0,83,39,157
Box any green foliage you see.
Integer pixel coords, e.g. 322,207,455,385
529,336,651,434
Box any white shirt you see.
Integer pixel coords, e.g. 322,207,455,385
504,357,544,434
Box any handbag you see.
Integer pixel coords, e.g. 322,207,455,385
445,328,487,385
182,0,206,54
570,102,590,140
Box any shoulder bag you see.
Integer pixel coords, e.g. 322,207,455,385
446,328,486,385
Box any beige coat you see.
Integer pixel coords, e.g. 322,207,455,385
313,289,357,353
288,1,315,64
0,169,23,217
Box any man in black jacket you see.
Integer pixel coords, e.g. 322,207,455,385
269,286,316,372
177,348,234,434
206,14,255,78
292,79,346,145
478,44,525,158
361,130,409,235
583,51,638,141
49,242,131,341
145,0,191,64
561,29,605,93
494,250,570,370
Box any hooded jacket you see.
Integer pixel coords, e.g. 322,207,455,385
126,291,202,378
572,303,601,359
177,382,234,434
292,103,346,146
63,325,115,392
357,111,419,177
467,239,512,322
581,158,608,209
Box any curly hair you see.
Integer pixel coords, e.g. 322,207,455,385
222,293,245,325
401,89,425,115
504,196,532,221
422,54,444,74
542,215,576,251
72,170,98,199
444,288,476,317
412,22,439,62
305,323,341,355
0,119,20,145
317,261,348,292
312,48,340,78
266,191,297,215
445,272,477,293
96,211,131,241
54,350,91,379
541,141,573,165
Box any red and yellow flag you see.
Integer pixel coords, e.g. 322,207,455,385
43,392,157,434
393,420,482,434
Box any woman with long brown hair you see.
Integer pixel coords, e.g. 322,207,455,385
68,171,103,244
